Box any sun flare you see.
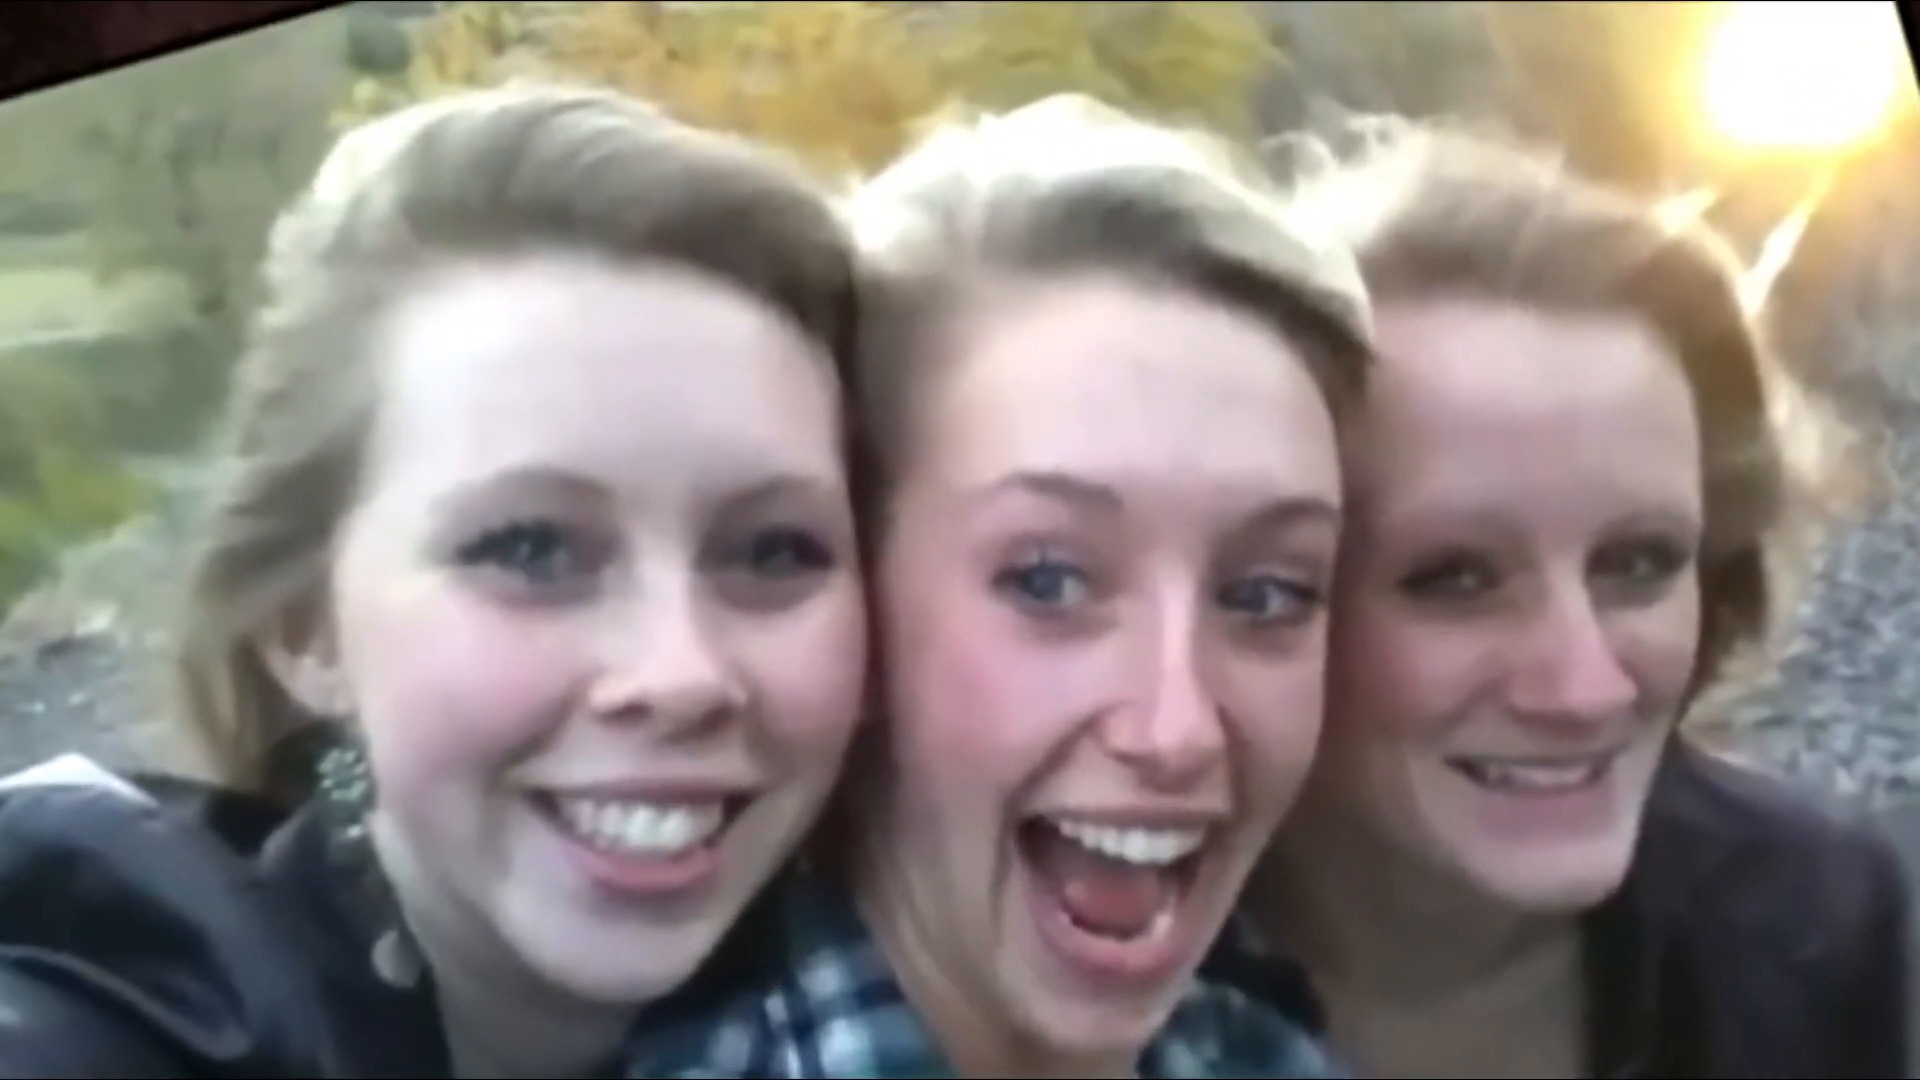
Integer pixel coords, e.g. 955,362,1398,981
1702,0,1913,152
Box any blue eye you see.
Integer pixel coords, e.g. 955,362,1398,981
992,554,1090,612
737,526,835,579
1217,574,1322,627
456,519,580,586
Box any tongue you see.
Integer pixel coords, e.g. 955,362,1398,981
1025,825,1174,939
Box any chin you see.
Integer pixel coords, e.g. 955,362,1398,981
999,970,1174,1068
1461,836,1638,913
504,910,725,1006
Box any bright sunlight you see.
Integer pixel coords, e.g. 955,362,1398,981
1703,0,1912,152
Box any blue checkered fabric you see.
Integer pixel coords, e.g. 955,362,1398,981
625,872,1345,1079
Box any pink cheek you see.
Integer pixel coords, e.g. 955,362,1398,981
760,592,869,746
349,595,589,785
1222,646,1329,776
888,602,1039,778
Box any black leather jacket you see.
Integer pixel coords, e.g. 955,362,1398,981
0,769,459,1076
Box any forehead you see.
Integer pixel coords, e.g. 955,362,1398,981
362,253,843,503
1359,298,1702,519
922,277,1340,501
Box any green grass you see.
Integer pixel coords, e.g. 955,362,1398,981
0,233,89,271
0,263,188,338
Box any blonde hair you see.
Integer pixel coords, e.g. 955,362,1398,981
1284,121,1851,708
173,82,859,803
840,93,1375,520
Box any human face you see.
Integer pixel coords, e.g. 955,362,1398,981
315,253,865,1005
1316,298,1701,912
868,275,1341,1064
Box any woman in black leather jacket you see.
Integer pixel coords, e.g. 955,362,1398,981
0,80,871,1077
1253,122,1909,1078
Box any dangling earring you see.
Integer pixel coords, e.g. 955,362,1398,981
316,737,376,846
312,731,424,989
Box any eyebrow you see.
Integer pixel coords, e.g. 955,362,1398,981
432,465,610,518
979,470,1342,532
1238,496,1343,534
712,472,845,516
979,470,1126,512
433,465,841,522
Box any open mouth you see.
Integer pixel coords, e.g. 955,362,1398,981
531,792,751,895
1445,752,1618,796
1016,815,1209,953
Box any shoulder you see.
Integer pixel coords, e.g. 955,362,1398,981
0,755,306,1074
1157,980,1346,1079
1639,743,1908,1071
628,870,938,1079
1645,743,1905,935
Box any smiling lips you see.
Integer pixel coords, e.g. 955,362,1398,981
535,788,752,897
1022,816,1211,940
1446,751,1621,795
552,797,730,856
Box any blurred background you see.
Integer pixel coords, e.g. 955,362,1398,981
0,1,1916,808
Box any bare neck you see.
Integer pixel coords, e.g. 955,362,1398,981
372,830,630,1079
1253,811,1576,1004
1252,812,1589,1078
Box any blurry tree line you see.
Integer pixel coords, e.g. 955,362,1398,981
0,0,1912,618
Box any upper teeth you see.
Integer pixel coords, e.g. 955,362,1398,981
554,798,726,855
1052,819,1208,866
1453,756,1609,792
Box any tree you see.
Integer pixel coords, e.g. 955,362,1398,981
58,14,349,330
345,6,416,77
0,9,352,615
340,1,1279,173
1250,1,1504,132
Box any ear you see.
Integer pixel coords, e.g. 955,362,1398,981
255,605,354,720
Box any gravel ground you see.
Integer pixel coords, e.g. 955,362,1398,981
1723,435,1920,808
0,623,168,774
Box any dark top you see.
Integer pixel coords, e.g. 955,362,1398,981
0,761,1326,1078
1579,743,1909,1078
0,768,456,1076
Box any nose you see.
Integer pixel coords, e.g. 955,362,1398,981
1507,580,1637,722
1098,612,1227,791
586,577,745,735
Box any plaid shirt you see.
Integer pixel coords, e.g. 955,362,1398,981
624,872,1345,1079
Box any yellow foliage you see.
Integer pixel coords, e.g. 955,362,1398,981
338,1,1277,173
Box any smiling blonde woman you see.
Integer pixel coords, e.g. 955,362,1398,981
628,93,1373,1080
1254,120,1906,1080
0,82,869,1078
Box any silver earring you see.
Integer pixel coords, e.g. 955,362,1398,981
312,732,420,989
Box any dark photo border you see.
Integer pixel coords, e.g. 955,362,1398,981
0,1,341,104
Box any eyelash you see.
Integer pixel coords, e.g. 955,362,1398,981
1397,538,1692,606
455,518,580,586
991,551,1323,629
1215,574,1325,628
992,550,1088,613
722,526,836,579
454,519,836,603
